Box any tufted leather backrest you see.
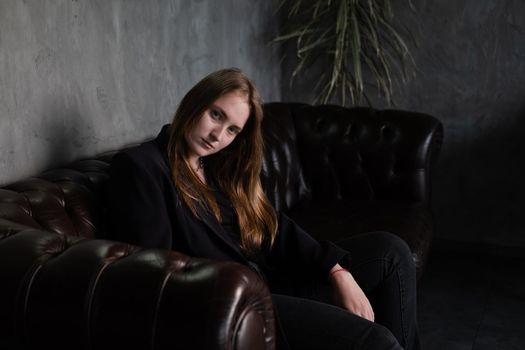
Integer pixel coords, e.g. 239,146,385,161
290,104,443,203
258,103,443,211
0,154,117,238
260,103,310,212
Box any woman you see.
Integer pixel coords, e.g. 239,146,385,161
108,68,420,350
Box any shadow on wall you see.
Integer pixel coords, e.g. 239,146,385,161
433,104,525,249
37,96,98,172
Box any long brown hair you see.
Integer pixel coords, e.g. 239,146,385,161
167,68,277,254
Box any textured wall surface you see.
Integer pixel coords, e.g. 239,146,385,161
282,0,525,249
0,0,281,185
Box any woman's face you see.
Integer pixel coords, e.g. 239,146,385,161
185,90,250,162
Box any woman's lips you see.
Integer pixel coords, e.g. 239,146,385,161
202,139,214,150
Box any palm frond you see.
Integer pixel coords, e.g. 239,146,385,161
274,0,416,106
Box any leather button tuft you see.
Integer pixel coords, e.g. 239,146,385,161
381,124,399,143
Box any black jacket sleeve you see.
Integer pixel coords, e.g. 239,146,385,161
265,211,350,280
107,151,173,249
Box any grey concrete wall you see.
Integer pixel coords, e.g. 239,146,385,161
281,0,525,249
0,0,281,185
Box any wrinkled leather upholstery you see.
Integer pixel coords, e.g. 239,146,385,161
0,102,442,349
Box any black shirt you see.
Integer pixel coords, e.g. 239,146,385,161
213,186,241,247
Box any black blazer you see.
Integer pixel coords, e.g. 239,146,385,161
107,125,348,289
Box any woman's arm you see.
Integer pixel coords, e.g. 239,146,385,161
329,263,375,322
107,151,173,249
266,212,349,277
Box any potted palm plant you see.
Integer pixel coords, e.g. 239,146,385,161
274,0,416,106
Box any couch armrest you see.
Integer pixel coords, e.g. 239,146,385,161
290,104,443,203
0,228,275,350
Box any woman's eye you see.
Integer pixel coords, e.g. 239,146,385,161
228,127,239,135
210,109,220,120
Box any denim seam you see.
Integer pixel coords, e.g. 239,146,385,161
396,263,409,349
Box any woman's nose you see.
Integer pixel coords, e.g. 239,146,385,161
210,127,224,142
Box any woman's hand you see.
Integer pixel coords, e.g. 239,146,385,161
329,264,375,322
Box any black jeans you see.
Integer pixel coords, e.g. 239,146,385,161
271,232,421,350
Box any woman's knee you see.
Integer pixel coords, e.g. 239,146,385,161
337,231,416,278
378,232,412,260
378,231,416,273
339,231,412,261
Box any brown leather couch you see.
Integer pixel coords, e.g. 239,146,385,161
0,102,442,349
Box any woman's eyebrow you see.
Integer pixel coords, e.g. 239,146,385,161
213,105,228,119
